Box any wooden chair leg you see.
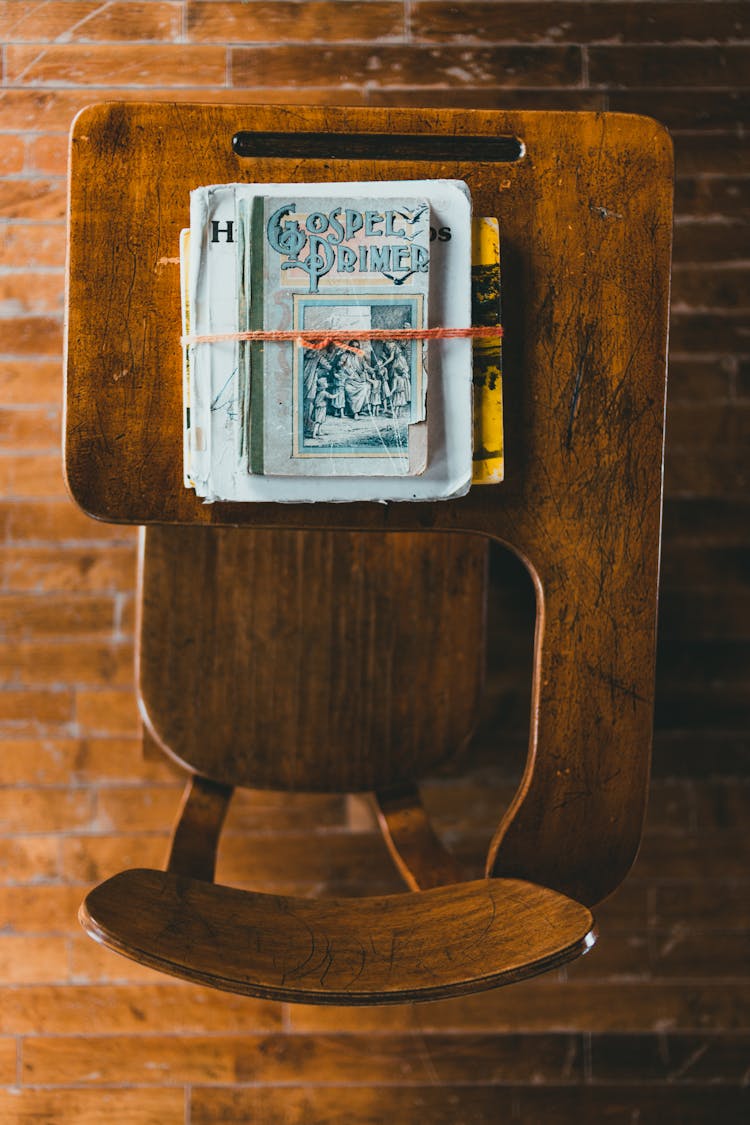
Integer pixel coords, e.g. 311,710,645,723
167,775,233,883
375,782,464,891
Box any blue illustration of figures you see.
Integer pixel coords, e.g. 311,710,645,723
330,368,346,417
368,366,385,416
382,339,412,417
312,377,337,438
302,345,338,436
296,298,418,454
340,342,373,420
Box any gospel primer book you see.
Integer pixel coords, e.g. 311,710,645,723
243,193,429,478
183,180,473,504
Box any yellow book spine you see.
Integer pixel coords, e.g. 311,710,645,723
471,217,504,484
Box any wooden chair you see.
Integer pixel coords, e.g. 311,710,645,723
83,526,598,1003
68,104,673,1005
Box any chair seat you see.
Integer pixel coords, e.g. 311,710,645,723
80,870,595,1005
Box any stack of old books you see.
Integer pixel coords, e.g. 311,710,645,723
181,181,502,503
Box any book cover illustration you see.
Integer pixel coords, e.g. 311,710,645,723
238,194,430,477
185,180,473,504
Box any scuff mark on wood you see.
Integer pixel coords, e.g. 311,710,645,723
589,201,623,221
565,327,594,451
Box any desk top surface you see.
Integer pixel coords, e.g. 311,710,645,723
65,103,672,541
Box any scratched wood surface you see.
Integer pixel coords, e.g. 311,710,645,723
139,527,488,793
80,869,595,1004
66,104,672,906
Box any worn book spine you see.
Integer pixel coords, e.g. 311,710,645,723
471,217,504,484
179,228,193,490
186,184,240,500
237,204,250,470
247,193,265,474
248,195,266,476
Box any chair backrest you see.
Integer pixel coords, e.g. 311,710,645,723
138,527,488,793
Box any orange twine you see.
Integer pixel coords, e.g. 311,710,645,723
181,325,503,355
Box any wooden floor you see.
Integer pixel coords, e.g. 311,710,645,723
1,0,748,1121
0,756,748,1124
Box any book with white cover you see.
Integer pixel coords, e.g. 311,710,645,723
184,180,472,503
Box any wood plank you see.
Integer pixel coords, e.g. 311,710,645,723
412,2,750,46
652,882,750,931
0,1089,184,1125
190,1085,749,1125
631,832,750,881
0,2,181,43
5,44,226,85
68,937,172,985
0,545,137,592
97,785,347,833
591,1031,750,1084
0,789,92,833
588,45,750,88
22,1031,583,1085
0,836,59,885
230,45,581,88
0,934,69,984
0,1038,15,1085
289,980,750,1032
61,830,405,894
0,886,83,933
189,2,405,44
0,983,281,1034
